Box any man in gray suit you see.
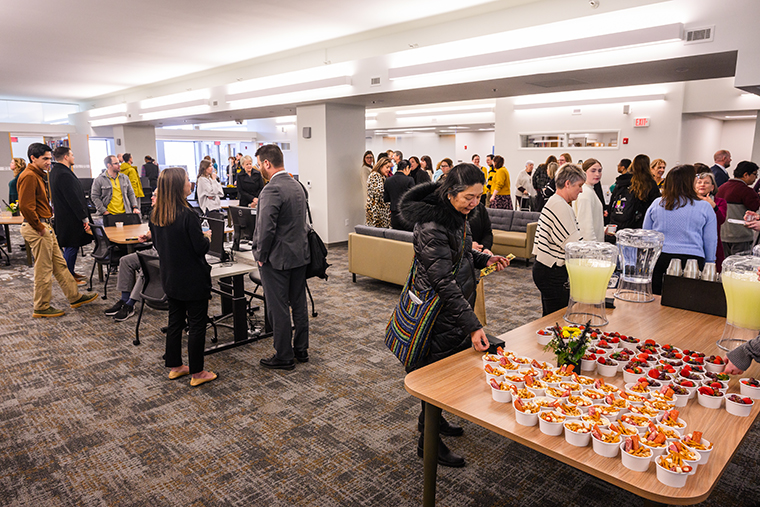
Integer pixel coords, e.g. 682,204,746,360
254,144,311,370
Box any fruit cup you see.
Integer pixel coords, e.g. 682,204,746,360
739,378,760,400
725,394,754,417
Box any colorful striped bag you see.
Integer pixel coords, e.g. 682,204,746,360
384,232,465,368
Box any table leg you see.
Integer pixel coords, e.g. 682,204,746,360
423,402,441,507
4,224,10,252
230,274,247,342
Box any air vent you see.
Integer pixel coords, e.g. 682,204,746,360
685,26,714,44
370,76,381,87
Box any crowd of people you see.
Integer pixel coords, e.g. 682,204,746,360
10,143,310,389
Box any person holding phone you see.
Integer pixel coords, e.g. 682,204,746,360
399,163,509,468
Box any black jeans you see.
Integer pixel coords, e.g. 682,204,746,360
532,261,569,316
165,297,209,374
652,253,704,295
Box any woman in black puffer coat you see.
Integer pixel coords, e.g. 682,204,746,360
399,163,509,468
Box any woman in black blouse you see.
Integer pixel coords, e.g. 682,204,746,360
237,155,264,207
149,167,216,387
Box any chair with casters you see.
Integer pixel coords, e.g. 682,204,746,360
87,224,125,299
134,252,219,347
102,213,142,227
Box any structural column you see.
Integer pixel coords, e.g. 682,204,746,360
112,125,158,167
296,103,365,244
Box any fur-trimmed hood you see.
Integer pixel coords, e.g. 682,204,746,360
398,181,468,231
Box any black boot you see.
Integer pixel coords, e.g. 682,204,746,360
417,434,465,468
418,406,464,437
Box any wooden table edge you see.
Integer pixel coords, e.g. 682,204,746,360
406,372,715,505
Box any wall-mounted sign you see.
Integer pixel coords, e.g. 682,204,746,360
214,141,221,146
634,117,650,128
10,137,18,142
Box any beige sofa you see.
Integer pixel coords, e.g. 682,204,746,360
348,225,487,325
487,208,540,261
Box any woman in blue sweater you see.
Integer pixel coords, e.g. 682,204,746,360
644,164,717,295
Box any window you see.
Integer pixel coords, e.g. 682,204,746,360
519,131,619,149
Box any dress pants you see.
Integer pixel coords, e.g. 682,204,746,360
21,223,80,311
532,261,569,317
259,263,309,362
165,297,208,374
63,246,78,275
723,241,753,257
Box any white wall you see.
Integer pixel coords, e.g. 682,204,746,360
365,133,456,167
455,131,495,165
720,120,756,164
680,114,723,166
244,118,298,173
495,82,687,194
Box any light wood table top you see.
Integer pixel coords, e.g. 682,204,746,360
103,223,150,245
405,297,760,505
0,215,25,225
221,199,240,209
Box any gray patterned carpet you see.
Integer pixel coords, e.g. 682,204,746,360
1,230,759,507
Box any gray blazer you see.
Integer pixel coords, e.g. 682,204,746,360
91,172,138,215
253,171,310,270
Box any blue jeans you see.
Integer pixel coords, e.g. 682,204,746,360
63,247,78,275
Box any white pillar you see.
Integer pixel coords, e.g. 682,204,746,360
112,125,157,167
0,133,13,199
751,113,760,163
296,103,365,244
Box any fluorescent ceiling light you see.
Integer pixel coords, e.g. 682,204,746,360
140,90,210,111
140,105,211,121
88,104,126,118
725,115,757,119
227,76,352,104
365,112,378,119
379,127,437,133
275,116,297,124
514,94,665,110
395,105,494,116
227,63,353,95
90,115,128,127
479,128,494,131
390,24,682,81
447,126,469,129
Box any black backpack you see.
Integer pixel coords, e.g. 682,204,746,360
298,181,330,280
609,185,644,230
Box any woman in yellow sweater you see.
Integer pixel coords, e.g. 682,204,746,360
488,155,512,210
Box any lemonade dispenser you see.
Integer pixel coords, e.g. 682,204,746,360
564,241,618,326
717,254,760,351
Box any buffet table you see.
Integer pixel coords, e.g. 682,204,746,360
405,296,760,506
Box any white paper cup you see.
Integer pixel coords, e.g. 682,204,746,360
697,391,724,409
725,396,753,417
539,413,566,436
592,431,621,458
485,372,505,384
656,416,687,436
704,361,725,374
620,443,652,472
490,385,512,403
655,458,689,488
563,422,592,447
620,340,640,351
526,385,546,397
513,403,539,426
503,377,525,389
701,379,728,394
581,358,597,372
623,370,646,384
681,437,713,464
115,222,124,228
597,362,618,377
740,379,760,399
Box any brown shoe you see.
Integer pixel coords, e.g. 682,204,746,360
190,371,218,387
33,307,65,318
70,292,98,308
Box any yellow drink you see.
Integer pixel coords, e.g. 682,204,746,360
566,259,615,304
722,271,760,330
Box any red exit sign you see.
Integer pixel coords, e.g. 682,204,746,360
634,117,650,128
10,137,18,142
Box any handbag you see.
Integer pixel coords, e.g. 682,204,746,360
298,181,330,280
385,228,465,368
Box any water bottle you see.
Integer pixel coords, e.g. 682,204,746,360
201,219,210,233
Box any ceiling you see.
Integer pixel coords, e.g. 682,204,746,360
1,0,516,103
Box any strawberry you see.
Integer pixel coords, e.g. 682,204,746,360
714,358,722,364
698,386,714,396
743,397,753,404
710,382,722,389
648,369,660,380
598,357,607,365
644,339,656,345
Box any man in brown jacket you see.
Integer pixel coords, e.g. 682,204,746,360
19,143,98,318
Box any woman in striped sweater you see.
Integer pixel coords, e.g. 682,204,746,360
532,163,587,316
